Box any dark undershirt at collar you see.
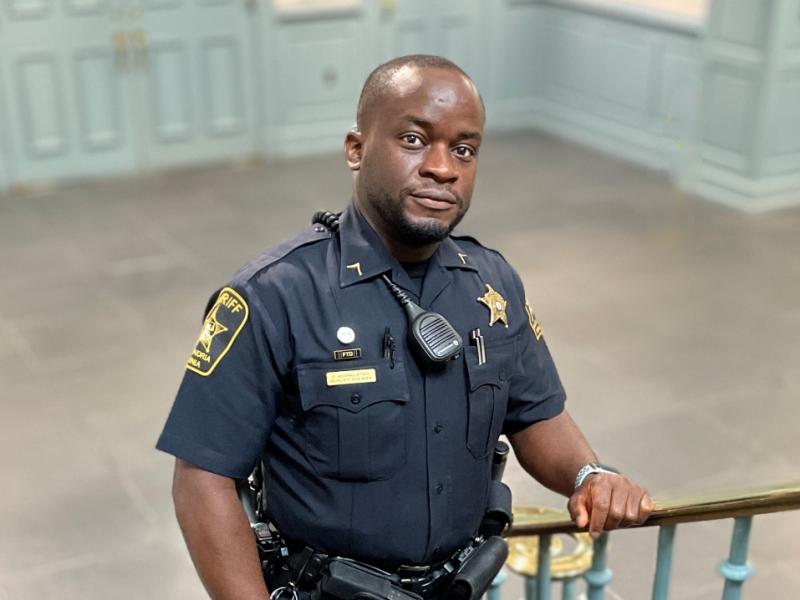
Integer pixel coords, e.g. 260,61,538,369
400,259,430,298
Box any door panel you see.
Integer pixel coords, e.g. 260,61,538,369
74,47,127,151
200,37,246,137
136,0,258,168
0,0,138,183
15,52,69,158
377,0,484,85
147,38,195,143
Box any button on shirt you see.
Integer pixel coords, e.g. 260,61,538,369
156,203,566,567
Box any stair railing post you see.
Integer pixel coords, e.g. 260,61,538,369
651,524,677,600
720,517,754,600
584,534,612,600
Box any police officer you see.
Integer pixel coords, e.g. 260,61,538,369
157,55,653,600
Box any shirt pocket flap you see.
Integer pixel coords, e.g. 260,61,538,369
296,360,409,414
465,339,517,391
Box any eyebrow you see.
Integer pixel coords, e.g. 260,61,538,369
404,116,483,143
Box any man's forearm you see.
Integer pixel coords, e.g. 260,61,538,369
173,459,269,600
509,410,597,496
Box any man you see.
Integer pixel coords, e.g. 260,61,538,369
157,55,652,600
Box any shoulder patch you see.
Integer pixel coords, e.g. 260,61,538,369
525,300,544,341
187,287,249,376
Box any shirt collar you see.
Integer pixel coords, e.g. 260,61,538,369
338,203,479,288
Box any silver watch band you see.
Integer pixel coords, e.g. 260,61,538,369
574,463,618,490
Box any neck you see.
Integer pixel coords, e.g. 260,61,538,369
353,199,440,263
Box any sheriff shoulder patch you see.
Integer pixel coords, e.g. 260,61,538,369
186,287,249,376
525,300,543,341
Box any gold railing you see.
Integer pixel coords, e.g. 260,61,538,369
508,480,800,536
497,481,800,600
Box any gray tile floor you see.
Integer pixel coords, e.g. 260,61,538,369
1,131,798,600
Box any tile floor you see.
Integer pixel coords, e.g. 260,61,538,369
1,131,798,599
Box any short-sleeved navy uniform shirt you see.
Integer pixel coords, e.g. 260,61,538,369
157,204,565,568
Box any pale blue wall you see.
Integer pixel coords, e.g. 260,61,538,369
682,0,800,211
6,0,795,212
529,2,702,172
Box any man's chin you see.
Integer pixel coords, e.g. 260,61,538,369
397,214,453,244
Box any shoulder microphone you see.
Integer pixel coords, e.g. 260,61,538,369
312,211,462,369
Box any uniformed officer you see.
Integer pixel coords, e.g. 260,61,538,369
157,55,653,600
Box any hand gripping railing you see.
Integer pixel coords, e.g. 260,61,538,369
489,481,800,600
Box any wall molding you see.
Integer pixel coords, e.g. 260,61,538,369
686,163,800,212
530,97,678,170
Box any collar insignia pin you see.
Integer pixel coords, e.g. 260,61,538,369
477,284,509,328
457,253,468,265
346,262,363,277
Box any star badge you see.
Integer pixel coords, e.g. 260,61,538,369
477,283,509,328
198,304,229,352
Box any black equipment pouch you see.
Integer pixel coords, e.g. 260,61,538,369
479,480,513,537
479,442,513,537
321,558,423,600
446,536,508,600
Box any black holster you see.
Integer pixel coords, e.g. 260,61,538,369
446,536,508,600
321,559,423,600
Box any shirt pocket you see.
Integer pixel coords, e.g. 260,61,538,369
464,339,516,460
295,359,409,481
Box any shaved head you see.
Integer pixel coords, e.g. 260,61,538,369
356,55,484,133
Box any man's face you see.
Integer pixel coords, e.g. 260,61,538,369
352,67,485,246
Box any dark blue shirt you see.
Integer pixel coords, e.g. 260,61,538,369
157,203,565,567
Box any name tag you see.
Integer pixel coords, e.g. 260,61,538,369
326,368,377,386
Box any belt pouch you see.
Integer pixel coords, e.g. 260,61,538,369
479,481,513,537
321,559,423,600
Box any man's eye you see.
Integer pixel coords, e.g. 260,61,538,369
401,134,424,146
454,145,476,159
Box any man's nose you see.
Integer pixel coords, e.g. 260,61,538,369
419,143,458,183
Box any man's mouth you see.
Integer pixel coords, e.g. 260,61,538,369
408,190,457,211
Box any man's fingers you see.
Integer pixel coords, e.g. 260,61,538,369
638,492,654,524
569,492,590,529
624,488,643,527
603,485,627,531
588,482,610,539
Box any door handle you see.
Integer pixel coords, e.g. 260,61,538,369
112,30,130,70
130,29,149,70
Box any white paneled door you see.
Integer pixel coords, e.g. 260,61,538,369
0,0,138,184
134,0,259,168
0,0,258,186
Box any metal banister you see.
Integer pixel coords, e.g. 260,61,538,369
495,481,800,600
505,481,800,537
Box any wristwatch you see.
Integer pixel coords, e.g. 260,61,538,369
574,463,620,490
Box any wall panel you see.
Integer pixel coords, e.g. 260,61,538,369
15,52,69,158
659,48,700,137
712,0,771,48
701,66,758,156
277,20,361,126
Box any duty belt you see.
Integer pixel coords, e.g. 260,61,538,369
271,542,478,600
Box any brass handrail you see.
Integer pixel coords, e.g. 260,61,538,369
506,481,800,537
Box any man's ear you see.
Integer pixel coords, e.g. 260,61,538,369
345,129,363,171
